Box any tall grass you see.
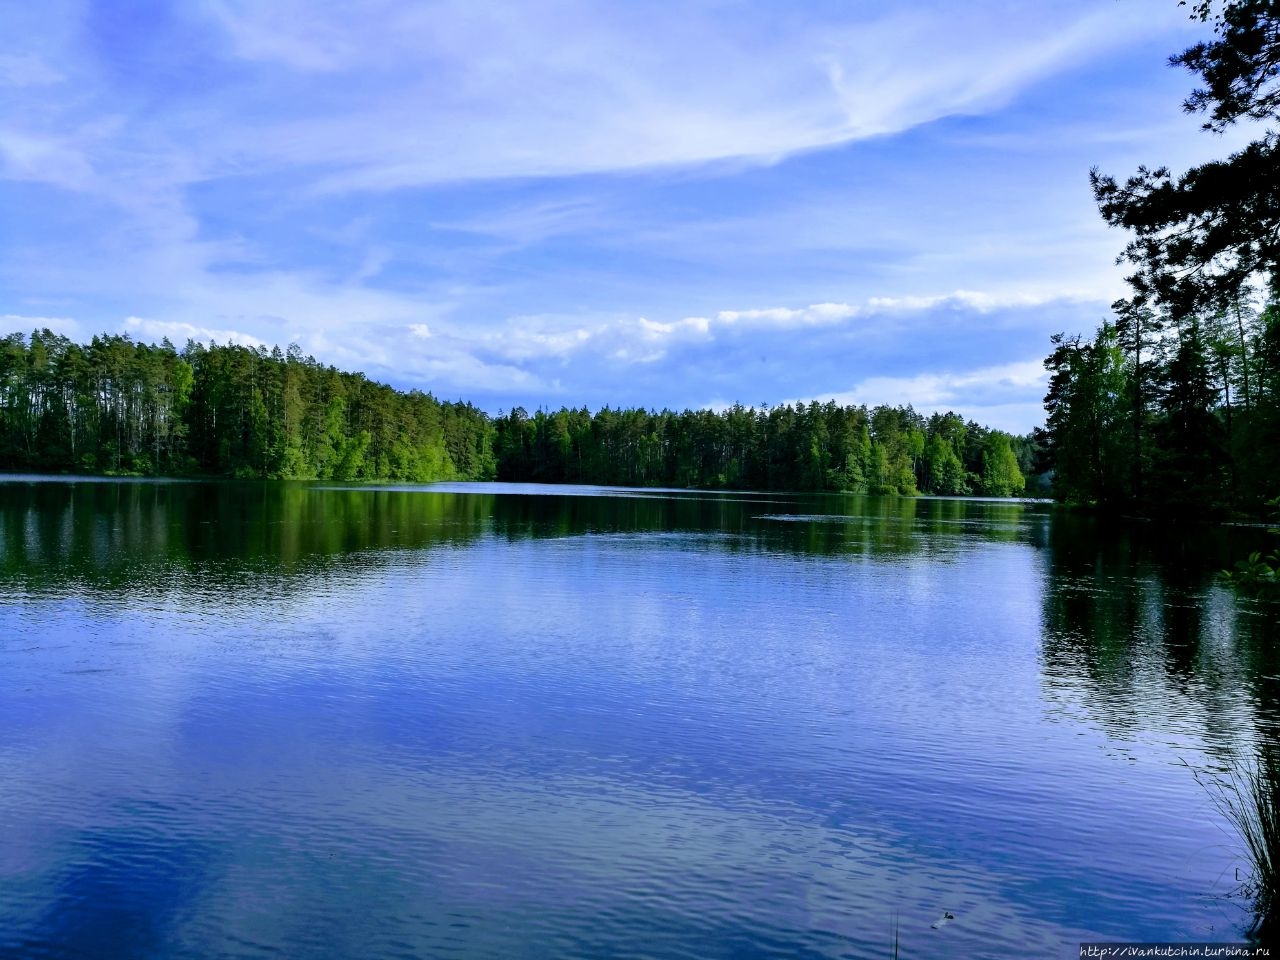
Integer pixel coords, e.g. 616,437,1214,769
1194,743,1280,942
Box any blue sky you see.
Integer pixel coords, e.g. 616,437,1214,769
0,1,1233,431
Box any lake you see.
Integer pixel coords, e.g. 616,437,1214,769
0,477,1276,958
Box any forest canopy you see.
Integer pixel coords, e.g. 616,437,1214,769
0,331,1029,497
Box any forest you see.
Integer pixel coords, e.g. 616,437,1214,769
0,334,495,484
492,402,1028,495
1041,290,1280,515
1039,0,1280,518
0,331,1029,497
25,3,1280,507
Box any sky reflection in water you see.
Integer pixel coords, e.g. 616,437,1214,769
0,479,1275,958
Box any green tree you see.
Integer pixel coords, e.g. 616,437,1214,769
980,433,1026,498
1043,325,1127,505
1091,0,1280,318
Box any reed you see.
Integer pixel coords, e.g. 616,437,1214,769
1195,743,1280,942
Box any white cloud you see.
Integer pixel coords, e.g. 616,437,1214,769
133,284,1080,379
716,303,857,327
633,289,1092,345
0,0,1181,204
124,317,267,349
853,359,1048,405
430,199,611,246
0,0,1206,433
0,285,1064,429
865,289,1099,313
773,358,1052,432
200,0,363,72
0,314,82,338
639,316,712,338
0,130,98,191
396,351,545,395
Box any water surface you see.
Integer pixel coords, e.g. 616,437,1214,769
0,478,1275,958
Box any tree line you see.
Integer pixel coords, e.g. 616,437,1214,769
0,331,1029,496
0,333,494,482
1040,0,1280,519
493,403,1028,496
1041,289,1280,513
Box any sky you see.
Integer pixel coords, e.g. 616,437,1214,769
0,0,1239,431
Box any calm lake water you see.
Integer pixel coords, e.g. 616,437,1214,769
1,478,1276,958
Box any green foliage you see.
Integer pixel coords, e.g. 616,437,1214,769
1042,292,1279,514
1191,744,1280,942
1091,0,1280,318
1043,324,1129,506
981,433,1025,498
1226,498,1280,601
491,400,1023,496
0,330,1027,496
1045,3,1280,519
1229,549,1280,601
0,332,494,483
924,431,968,495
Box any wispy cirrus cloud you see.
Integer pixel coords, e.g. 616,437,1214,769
0,0,1198,201
0,1,1213,429
0,53,63,87
211,1,1186,192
